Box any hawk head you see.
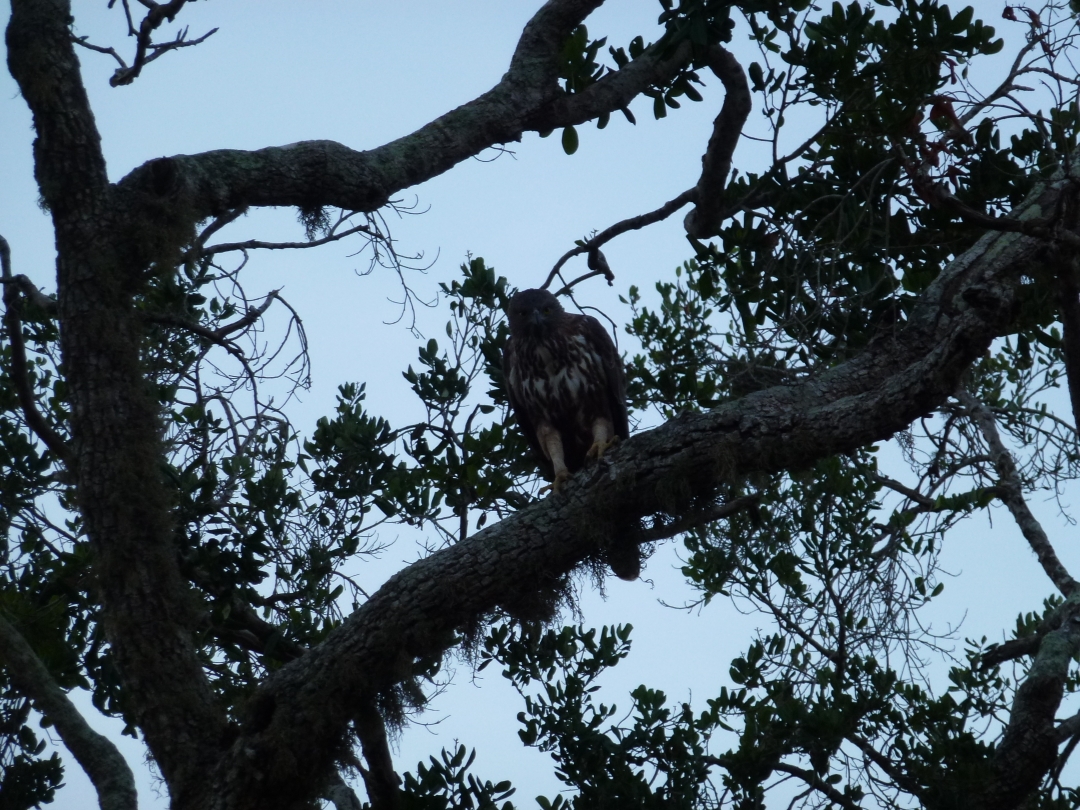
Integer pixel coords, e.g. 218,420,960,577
507,288,564,338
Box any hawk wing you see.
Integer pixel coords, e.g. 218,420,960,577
580,314,629,440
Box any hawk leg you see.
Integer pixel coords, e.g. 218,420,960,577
586,418,617,461
536,423,570,495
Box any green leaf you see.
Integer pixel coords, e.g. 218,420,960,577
561,125,579,155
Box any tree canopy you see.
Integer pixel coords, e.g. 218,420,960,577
4,1,1080,809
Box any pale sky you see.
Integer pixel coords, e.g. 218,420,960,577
1,2,1075,808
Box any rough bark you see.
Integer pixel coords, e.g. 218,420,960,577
983,592,1080,810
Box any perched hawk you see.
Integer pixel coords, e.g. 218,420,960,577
503,288,638,579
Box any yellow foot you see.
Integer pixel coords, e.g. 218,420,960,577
586,436,619,461
539,470,571,496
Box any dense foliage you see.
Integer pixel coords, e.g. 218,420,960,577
5,0,1080,808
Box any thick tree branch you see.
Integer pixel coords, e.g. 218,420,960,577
0,614,137,810
8,2,228,802
354,699,401,810
983,591,1080,810
957,388,1079,596
684,46,753,239
0,274,59,316
982,634,1043,668
114,0,697,222
210,141,1080,810
6,2,110,214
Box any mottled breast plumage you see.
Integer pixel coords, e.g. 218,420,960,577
503,288,628,479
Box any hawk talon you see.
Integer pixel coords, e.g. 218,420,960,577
539,470,571,496
586,435,619,461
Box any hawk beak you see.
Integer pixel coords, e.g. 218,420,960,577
530,310,544,328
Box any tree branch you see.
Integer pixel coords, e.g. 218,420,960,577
0,236,72,465
984,591,1080,810
847,733,928,803
771,762,861,810
543,189,696,289
637,493,761,543
354,699,401,810
0,614,137,810
115,0,697,223
542,44,749,286
956,387,1078,596
683,46,753,239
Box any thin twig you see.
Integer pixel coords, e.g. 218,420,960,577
198,223,382,258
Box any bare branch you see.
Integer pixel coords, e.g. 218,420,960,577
1057,710,1080,744
0,613,137,810
848,733,928,802
103,0,218,86
873,473,936,509
957,387,1079,596
771,762,861,810
71,36,127,69
198,223,383,257
543,189,696,289
214,290,280,339
192,207,246,253
541,45,750,286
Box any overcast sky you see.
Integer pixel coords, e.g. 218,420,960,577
2,2,1077,808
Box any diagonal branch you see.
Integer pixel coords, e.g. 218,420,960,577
543,189,697,289
956,387,1078,596
542,44,750,286
115,0,699,223
0,614,137,810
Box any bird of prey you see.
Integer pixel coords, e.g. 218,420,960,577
503,288,638,578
